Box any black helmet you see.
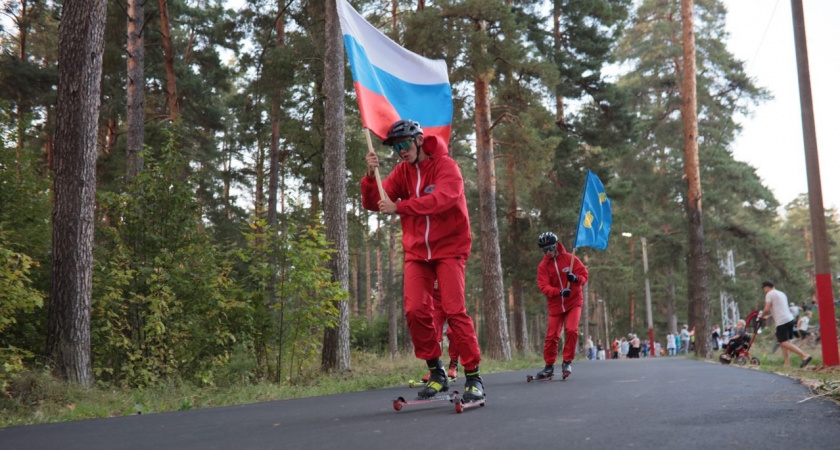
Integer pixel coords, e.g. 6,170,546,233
538,232,558,248
383,119,423,145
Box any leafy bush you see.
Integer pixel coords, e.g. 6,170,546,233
92,134,244,387
350,316,390,353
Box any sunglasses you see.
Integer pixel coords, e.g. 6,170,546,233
391,140,412,154
541,245,556,253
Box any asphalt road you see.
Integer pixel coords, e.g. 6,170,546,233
2,357,838,450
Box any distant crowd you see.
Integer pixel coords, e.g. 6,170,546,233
580,298,819,361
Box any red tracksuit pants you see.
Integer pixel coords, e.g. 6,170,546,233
432,290,459,363
404,258,480,370
544,305,581,365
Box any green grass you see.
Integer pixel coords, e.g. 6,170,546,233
0,351,544,428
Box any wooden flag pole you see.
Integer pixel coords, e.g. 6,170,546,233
363,128,388,202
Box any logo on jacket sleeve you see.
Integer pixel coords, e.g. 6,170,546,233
424,184,436,194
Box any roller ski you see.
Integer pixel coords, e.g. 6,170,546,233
455,369,485,413
526,365,554,382
393,391,459,411
395,364,455,411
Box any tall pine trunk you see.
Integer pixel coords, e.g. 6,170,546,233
388,218,398,356
321,0,350,372
680,0,710,358
474,18,510,360
46,0,108,387
126,0,144,178
159,0,179,120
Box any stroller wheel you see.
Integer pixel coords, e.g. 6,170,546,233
750,357,760,366
735,355,749,365
719,353,732,365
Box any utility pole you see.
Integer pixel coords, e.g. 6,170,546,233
790,0,838,366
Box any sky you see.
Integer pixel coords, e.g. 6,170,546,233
723,0,840,212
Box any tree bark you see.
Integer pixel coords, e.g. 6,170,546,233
474,20,511,359
126,0,145,178
376,221,384,315
321,0,350,372
505,157,527,352
158,0,179,120
680,0,711,358
388,217,398,357
268,7,286,226
365,236,371,321
46,0,108,387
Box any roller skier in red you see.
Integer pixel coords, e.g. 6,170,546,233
361,119,484,402
535,231,588,380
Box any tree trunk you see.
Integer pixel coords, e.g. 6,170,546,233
365,236,371,321
158,0,180,120
553,2,564,126
388,217,398,356
505,157,527,352
46,0,107,387
268,7,286,226
376,221,384,316
126,0,145,178
680,0,711,358
474,19,511,360
351,252,359,315
666,268,677,334
321,0,350,372
267,7,286,314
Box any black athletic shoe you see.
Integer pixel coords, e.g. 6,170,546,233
462,368,485,401
536,365,554,379
418,367,449,398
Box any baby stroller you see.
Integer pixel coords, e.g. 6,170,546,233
719,310,762,366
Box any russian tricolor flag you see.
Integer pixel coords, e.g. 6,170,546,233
337,0,453,144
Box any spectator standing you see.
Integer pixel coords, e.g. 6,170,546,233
679,325,691,354
628,334,641,358
620,337,629,358
666,333,676,356
711,325,721,351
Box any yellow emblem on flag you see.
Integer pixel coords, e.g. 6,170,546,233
599,192,607,204
583,211,594,229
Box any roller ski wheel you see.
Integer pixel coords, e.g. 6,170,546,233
454,394,485,413
526,374,553,382
750,356,761,366
392,391,459,412
562,370,571,380
735,355,749,366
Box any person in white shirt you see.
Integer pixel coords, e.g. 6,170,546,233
789,302,801,319
797,311,813,345
666,333,676,356
759,281,811,368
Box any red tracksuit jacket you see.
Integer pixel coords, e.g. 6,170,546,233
361,135,471,262
537,242,589,315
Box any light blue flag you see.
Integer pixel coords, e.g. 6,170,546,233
574,170,612,250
